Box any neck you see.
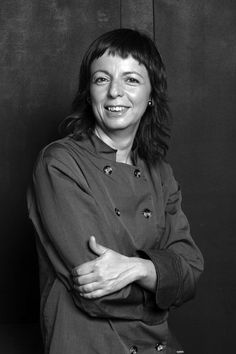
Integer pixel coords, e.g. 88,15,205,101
95,126,135,165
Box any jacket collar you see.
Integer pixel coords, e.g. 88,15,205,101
71,133,139,164
90,133,117,160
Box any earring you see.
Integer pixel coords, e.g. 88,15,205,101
148,100,153,107
87,96,91,104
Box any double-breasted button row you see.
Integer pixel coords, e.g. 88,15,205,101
129,344,165,353
103,165,151,220
103,165,142,179
114,208,152,218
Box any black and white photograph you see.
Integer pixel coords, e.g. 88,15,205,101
0,1,235,353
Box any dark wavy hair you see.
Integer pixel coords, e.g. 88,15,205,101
60,28,171,163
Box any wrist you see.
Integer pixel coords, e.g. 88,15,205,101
130,257,157,292
129,257,148,282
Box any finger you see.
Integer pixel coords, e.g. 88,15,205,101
73,273,97,285
80,289,106,299
89,236,108,256
74,282,101,294
71,260,95,276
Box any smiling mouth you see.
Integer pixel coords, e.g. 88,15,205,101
105,105,129,113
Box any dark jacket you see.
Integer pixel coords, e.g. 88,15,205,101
27,134,204,354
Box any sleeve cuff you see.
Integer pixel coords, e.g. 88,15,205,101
140,249,182,310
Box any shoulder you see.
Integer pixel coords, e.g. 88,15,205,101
35,136,90,168
33,137,85,179
32,137,92,191
39,136,75,161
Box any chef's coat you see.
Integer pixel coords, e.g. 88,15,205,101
27,134,204,354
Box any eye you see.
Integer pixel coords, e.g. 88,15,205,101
93,76,109,85
126,77,140,85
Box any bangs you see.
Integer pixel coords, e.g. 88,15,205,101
89,29,153,69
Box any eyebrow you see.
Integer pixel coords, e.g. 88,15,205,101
91,70,145,79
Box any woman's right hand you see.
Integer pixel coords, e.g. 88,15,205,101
72,236,151,299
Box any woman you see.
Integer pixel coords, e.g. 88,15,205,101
28,28,204,354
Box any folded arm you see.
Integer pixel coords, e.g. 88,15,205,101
72,235,157,298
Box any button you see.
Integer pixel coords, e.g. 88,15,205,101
134,169,141,178
115,208,121,216
129,345,138,353
103,165,112,175
155,343,166,351
143,208,152,218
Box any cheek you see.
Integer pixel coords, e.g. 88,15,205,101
90,84,107,99
91,102,103,120
90,86,101,105
90,96,105,120
133,91,150,109
134,84,151,100
90,97,104,114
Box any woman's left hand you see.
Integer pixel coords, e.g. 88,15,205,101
72,236,141,299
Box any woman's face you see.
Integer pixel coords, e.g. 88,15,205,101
90,51,151,136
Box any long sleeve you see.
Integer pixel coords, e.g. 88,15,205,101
141,163,204,310
28,143,165,324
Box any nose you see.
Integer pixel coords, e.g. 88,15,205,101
108,79,124,98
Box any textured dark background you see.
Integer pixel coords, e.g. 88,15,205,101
0,0,236,353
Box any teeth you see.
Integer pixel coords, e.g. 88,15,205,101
107,106,125,112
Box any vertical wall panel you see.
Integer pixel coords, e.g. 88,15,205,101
121,0,153,37
154,1,236,353
0,0,120,323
